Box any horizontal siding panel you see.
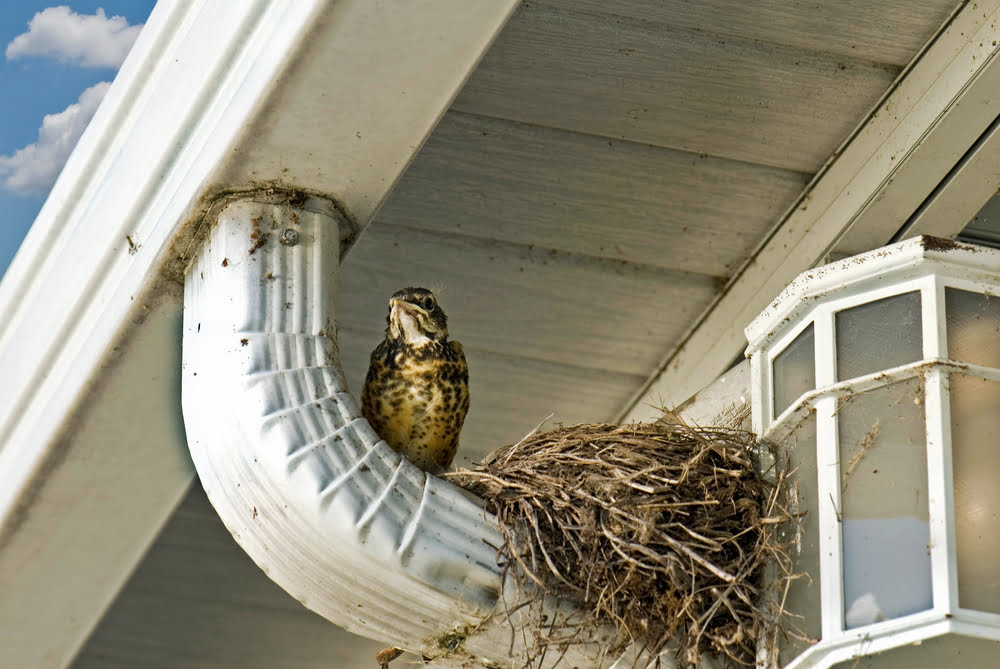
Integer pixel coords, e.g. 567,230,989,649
337,223,717,376
536,0,958,66
455,2,901,172
72,488,388,669
380,112,809,276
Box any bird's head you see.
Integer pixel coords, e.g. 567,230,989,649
385,286,449,345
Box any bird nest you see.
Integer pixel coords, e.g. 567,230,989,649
446,414,798,668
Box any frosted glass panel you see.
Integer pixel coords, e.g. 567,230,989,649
945,288,1000,369
773,323,815,418
838,379,931,628
950,375,1000,613
836,292,922,381
776,413,821,657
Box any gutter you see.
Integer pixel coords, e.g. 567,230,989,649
0,1,522,665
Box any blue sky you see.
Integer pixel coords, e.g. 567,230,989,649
0,2,155,276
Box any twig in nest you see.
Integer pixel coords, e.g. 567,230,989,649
446,414,798,668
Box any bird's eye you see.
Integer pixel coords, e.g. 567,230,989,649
422,296,435,311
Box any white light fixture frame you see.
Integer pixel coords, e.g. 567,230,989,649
746,237,1000,668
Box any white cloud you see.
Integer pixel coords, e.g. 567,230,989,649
0,81,111,195
6,6,142,68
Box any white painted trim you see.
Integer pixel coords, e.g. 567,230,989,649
924,369,953,617
897,117,1000,244
750,354,766,436
954,608,1000,630
783,615,950,669
676,359,750,429
940,273,1000,299
0,0,322,543
0,3,330,666
814,395,843,640
922,278,955,619
762,359,1000,439
924,276,948,361
0,0,344,529
813,307,842,640
620,0,1000,420
783,614,1000,668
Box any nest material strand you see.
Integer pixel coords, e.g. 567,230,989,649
447,415,795,667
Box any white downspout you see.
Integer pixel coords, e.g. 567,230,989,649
182,196,504,648
182,196,651,667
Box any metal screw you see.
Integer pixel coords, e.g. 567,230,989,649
280,228,300,246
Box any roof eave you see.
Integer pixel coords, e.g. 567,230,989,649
0,1,519,665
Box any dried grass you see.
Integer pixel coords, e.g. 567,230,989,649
446,413,797,667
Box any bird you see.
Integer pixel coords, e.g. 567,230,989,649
361,287,469,474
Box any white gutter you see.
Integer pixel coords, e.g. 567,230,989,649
0,1,520,666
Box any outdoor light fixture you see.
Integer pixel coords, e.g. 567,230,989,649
746,237,1000,667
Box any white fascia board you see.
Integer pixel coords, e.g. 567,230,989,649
0,301,193,669
896,113,1000,243
0,5,329,665
620,0,1000,421
0,0,325,519
0,0,519,666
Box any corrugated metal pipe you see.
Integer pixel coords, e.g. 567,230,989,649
181,197,649,667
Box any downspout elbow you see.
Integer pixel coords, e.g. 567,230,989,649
181,196,636,667
181,197,503,650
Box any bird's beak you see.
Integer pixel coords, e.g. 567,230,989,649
390,298,426,316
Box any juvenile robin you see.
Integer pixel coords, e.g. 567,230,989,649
361,287,469,474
